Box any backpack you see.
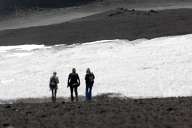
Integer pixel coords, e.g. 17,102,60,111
50,77,57,86
88,74,94,82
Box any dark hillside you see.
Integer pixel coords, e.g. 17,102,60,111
1,8,192,45
0,0,192,12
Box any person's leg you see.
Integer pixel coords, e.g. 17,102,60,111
85,85,89,101
70,86,74,102
51,89,54,102
89,85,93,100
54,88,57,102
75,86,78,101
87,86,90,100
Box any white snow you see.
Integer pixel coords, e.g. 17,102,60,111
1,34,192,100
0,44,47,52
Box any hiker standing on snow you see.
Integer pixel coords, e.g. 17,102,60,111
49,72,59,102
67,68,80,102
85,68,95,101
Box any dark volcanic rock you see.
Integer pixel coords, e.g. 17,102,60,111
1,8,192,45
0,95,192,128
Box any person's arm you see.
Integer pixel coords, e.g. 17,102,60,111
67,74,70,87
49,77,52,89
56,77,59,84
77,74,80,86
85,74,88,81
93,73,95,80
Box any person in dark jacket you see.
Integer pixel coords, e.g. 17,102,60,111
85,68,95,101
68,68,80,102
49,72,59,102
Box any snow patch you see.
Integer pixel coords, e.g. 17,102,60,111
0,34,192,100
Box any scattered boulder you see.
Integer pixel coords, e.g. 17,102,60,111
149,9,158,13
54,104,59,108
26,111,32,115
108,8,129,17
2,123,14,128
131,9,135,12
166,107,175,112
4,105,11,109
41,114,47,118
3,123,10,127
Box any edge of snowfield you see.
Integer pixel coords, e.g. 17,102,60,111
1,34,192,101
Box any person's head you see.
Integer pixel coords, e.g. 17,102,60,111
86,68,91,74
72,68,76,73
53,72,57,76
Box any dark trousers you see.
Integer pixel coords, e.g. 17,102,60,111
86,84,93,101
70,86,78,102
51,88,57,102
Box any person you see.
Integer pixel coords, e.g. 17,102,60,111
67,68,80,102
49,72,59,102
85,68,95,101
